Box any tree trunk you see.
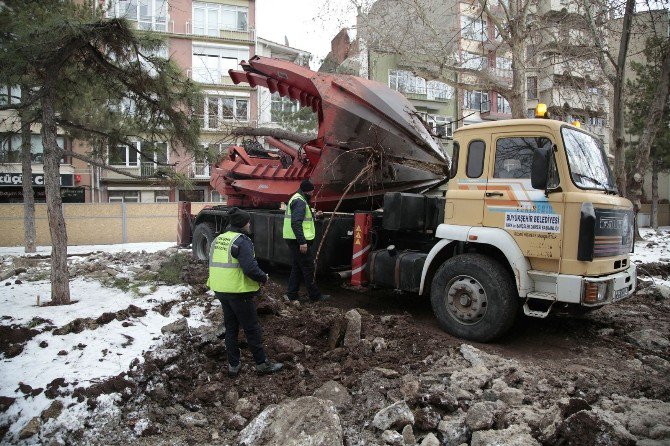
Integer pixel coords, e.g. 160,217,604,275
611,0,635,197
230,126,315,145
41,74,70,305
651,158,659,230
629,42,670,209
510,39,527,119
20,85,36,253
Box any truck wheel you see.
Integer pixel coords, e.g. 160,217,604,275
192,222,216,261
430,254,518,342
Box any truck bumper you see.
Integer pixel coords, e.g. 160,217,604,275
555,263,637,306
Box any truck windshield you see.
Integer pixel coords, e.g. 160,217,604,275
561,127,616,192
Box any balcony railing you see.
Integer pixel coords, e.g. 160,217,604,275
191,162,210,179
167,20,256,42
141,162,157,177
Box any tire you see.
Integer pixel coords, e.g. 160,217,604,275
430,253,519,342
192,222,217,261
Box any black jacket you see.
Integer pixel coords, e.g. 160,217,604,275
228,225,267,284
289,192,310,245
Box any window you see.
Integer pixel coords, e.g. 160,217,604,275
466,140,486,178
589,116,606,127
211,190,226,202
140,44,168,76
494,137,552,180
527,76,538,100
428,115,453,138
426,80,454,101
193,2,249,36
527,108,536,118
106,0,167,31
0,85,21,106
109,141,168,168
495,57,512,73
109,145,139,167
192,44,249,84
108,190,140,203
271,92,299,122
461,15,488,41
1,133,63,163
154,191,170,202
197,95,249,128
463,90,490,112
496,95,511,114
460,52,487,70
450,142,460,179
388,70,426,95
562,127,614,191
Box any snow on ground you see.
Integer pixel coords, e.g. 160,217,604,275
0,242,176,258
632,226,670,264
0,244,210,443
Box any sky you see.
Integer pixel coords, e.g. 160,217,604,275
256,0,359,69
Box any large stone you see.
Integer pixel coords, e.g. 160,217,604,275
466,401,497,431
373,401,415,431
449,365,493,393
41,400,64,421
161,318,188,335
19,416,41,439
471,424,540,446
597,395,670,439
235,398,258,419
313,380,352,410
627,329,670,350
420,433,440,446
274,335,305,354
343,309,362,347
438,411,469,445
414,406,440,430
382,429,404,445
0,268,16,281
556,410,636,446
238,396,343,446
402,424,416,445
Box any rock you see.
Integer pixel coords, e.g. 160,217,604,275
597,395,670,439
235,398,257,419
179,412,208,428
161,318,188,335
373,401,415,431
598,328,615,336
238,396,342,446
0,268,16,281
626,329,670,350
343,309,362,347
400,375,420,402
643,355,670,373
558,398,591,419
372,337,387,352
420,433,440,446
414,406,440,430
313,380,352,410
39,340,48,348
274,335,304,354
460,344,489,366
375,367,400,379
499,387,525,407
652,283,670,300
450,365,493,393
19,416,41,439
226,389,239,408
256,296,281,315
402,424,416,445
225,413,248,430
466,401,497,431
650,424,670,439
382,429,404,445
557,410,635,446
327,316,345,350
471,424,540,446
438,411,469,445
424,390,459,412
41,400,64,421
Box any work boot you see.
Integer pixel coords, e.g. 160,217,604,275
256,360,283,375
310,294,331,303
228,363,241,377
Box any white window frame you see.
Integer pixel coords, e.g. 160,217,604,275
496,95,511,114
461,15,488,42
270,92,299,123
192,44,249,84
426,80,454,101
154,192,170,202
464,90,490,112
192,2,249,36
109,144,140,167
108,190,140,203
198,95,249,128
106,0,168,31
388,70,426,95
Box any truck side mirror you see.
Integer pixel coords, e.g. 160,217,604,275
531,147,551,190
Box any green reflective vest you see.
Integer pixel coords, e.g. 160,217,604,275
283,193,315,241
207,231,260,293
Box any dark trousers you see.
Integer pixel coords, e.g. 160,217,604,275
286,240,322,300
215,292,267,366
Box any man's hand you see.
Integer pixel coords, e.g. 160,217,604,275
315,210,324,219
300,244,308,254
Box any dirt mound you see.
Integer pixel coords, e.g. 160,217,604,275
53,304,147,335
0,324,39,358
637,262,670,278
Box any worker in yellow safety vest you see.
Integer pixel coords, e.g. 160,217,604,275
208,207,282,377
282,179,329,302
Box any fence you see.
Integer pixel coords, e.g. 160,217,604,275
0,202,221,247
639,204,670,227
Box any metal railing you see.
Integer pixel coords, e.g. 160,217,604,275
191,162,210,178
141,162,156,177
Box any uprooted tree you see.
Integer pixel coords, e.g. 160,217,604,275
0,0,202,304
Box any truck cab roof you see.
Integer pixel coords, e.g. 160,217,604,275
453,118,586,137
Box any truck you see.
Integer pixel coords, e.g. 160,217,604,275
180,56,637,342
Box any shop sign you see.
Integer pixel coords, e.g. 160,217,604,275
0,173,74,187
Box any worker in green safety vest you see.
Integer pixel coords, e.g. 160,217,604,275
282,179,329,302
208,207,283,377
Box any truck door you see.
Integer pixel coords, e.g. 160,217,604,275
483,132,564,260
447,137,490,226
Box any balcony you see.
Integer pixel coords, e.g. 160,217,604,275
167,21,256,43
141,162,158,177
547,88,609,113
188,69,241,87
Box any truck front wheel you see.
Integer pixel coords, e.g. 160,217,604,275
430,254,518,342
192,222,216,261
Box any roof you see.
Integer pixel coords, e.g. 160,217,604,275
257,37,311,57
454,118,582,134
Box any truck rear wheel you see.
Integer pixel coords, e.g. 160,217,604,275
192,222,217,261
430,254,518,342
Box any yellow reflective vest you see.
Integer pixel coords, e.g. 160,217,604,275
283,193,315,241
207,231,260,293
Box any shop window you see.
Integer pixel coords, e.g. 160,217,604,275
109,190,140,202
154,191,170,202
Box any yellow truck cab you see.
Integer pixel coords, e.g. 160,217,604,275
420,113,637,341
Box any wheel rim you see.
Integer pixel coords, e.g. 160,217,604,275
443,275,488,325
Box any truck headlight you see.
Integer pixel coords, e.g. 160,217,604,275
583,282,608,304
